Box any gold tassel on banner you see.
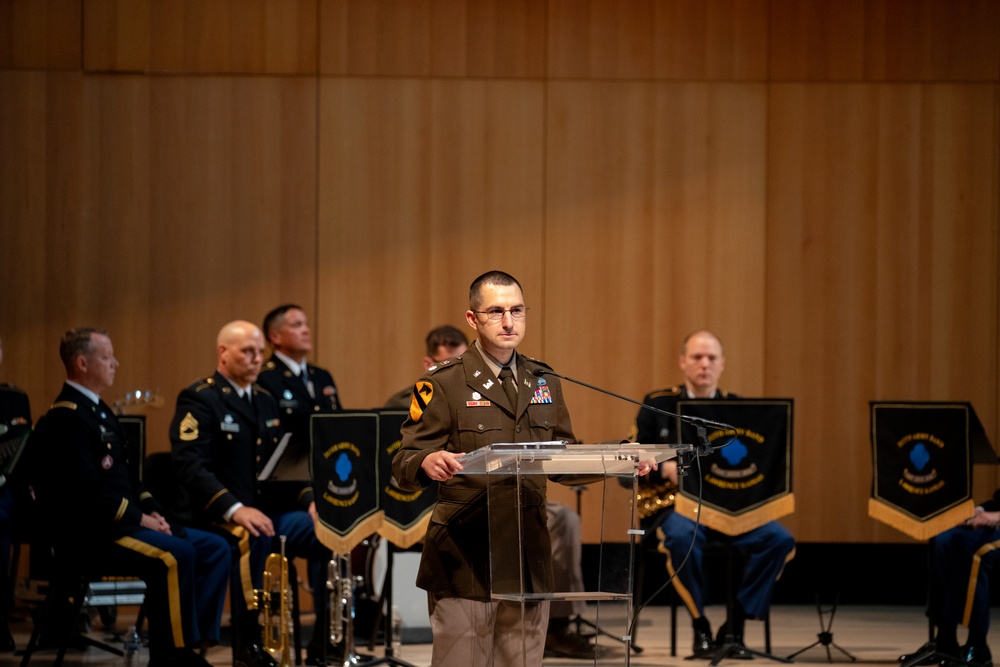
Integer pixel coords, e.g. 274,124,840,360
867,498,975,541
676,494,795,536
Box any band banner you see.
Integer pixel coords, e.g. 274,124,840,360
376,410,437,549
675,400,795,536
311,411,383,554
868,402,990,540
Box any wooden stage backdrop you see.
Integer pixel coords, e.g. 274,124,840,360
1,0,998,545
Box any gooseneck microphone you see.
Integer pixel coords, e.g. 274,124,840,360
531,367,736,434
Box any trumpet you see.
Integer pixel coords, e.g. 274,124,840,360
327,553,354,647
259,535,293,667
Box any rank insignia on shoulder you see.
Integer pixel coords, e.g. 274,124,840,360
179,412,199,441
409,381,433,423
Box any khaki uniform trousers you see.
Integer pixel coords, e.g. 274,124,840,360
428,594,550,666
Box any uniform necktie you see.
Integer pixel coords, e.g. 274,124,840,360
245,390,254,413
301,369,315,399
498,366,517,408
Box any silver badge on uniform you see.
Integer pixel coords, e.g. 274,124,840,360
222,414,240,433
283,389,293,400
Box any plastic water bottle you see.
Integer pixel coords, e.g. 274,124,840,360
390,606,403,656
123,625,141,666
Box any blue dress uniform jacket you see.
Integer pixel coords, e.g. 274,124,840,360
169,371,306,524
391,344,577,601
30,384,161,545
256,356,340,455
29,384,231,652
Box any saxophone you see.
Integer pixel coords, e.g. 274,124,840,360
259,535,293,667
636,481,678,520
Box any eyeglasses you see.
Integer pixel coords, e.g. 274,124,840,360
473,306,529,321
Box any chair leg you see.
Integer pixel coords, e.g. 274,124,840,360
764,612,771,654
670,587,678,657
291,573,302,666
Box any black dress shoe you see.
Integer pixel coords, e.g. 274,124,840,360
899,641,958,665
690,628,717,659
305,638,347,666
544,624,601,660
235,641,280,667
944,644,993,667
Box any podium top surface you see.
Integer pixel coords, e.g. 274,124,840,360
456,441,682,476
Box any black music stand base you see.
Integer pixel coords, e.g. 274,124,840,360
786,594,857,663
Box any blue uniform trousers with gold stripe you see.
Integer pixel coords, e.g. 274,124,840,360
650,509,795,621
220,509,330,619
106,526,229,653
930,525,1000,637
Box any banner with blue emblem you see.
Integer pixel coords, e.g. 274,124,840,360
311,412,383,554
376,410,437,548
868,402,993,540
674,399,795,535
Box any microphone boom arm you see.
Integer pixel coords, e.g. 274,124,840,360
530,368,734,467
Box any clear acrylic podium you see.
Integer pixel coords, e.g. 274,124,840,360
457,441,681,666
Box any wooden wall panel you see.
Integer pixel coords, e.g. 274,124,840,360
319,0,546,78
146,77,318,449
767,83,999,543
84,0,319,74
770,0,1000,82
544,81,768,539
0,0,81,70
0,72,73,408
83,0,150,72
316,78,545,410
547,0,768,80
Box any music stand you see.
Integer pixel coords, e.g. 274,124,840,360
673,399,795,666
785,593,857,663
361,410,428,667
311,412,384,667
867,402,993,667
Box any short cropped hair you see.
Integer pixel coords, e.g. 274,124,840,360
262,304,303,342
681,329,724,355
425,325,468,357
59,327,107,373
469,270,522,311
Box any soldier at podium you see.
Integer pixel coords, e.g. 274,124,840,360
386,322,596,659
392,271,654,666
899,490,1000,667
630,330,795,659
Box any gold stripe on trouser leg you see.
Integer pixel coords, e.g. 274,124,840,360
220,523,254,609
657,525,701,619
115,536,185,647
962,540,1000,628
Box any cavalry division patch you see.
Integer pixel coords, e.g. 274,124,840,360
409,381,433,423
